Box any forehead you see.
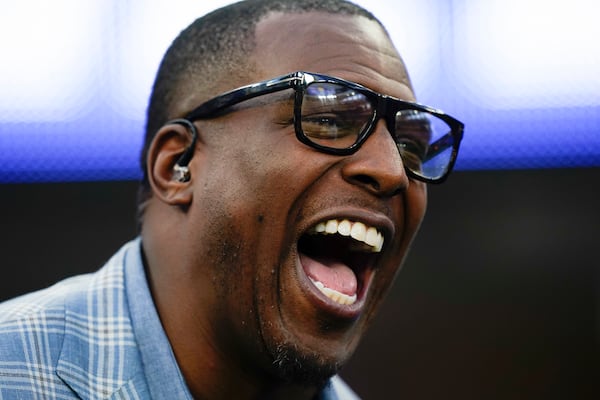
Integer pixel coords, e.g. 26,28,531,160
252,12,415,102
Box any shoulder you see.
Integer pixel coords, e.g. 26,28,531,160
0,241,141,398
0,271,95,357
0,273,91,324
0,273,92,397
0,240,133,334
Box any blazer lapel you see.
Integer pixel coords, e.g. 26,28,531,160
56,252,147,399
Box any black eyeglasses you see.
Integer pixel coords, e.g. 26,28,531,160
169,71,464,183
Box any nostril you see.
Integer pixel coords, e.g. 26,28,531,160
351,174,380,192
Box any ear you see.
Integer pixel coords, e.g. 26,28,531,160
146,122,197,207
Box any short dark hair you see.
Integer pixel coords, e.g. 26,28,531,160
138,0,383,213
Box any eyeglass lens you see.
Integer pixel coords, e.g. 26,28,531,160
300,82,455,181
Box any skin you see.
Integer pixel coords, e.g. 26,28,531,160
141,11,427,400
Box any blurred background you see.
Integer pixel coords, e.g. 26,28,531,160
1,0,598,398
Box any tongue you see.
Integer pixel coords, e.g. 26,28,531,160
300,253,357,295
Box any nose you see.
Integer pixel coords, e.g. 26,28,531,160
341,120,409,197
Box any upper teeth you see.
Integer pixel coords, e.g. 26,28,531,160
309,219,384,253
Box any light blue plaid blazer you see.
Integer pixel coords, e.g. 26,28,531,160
0,246,151,399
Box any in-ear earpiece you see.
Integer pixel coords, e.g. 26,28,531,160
167,118,198,183
173,164,191,182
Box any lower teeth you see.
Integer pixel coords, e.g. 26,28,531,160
310,279,357,305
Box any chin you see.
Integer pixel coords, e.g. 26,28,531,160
269,339,347,386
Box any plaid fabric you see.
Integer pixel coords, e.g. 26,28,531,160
0,243,149,400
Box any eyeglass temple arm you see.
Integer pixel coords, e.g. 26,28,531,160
186,74,299,121
170,74,301,168
167,118,199,168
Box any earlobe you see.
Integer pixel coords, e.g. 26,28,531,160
146,122,197,207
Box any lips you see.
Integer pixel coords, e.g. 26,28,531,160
297,218,384,310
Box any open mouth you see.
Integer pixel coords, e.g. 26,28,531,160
298,219,384,307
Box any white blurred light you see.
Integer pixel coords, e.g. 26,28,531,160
0,1,104,121
108,0,239,121
453,0,600,109
352,0,446,103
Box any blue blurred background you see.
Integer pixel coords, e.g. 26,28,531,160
1,0,598,183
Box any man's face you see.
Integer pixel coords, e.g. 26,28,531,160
184,12,427,383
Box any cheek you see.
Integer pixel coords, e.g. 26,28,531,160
192,133,318,288
370,183,427,301
391,182,427,275
203,134,324,222
406,182,428,232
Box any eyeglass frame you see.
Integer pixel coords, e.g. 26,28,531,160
167,71,464,184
